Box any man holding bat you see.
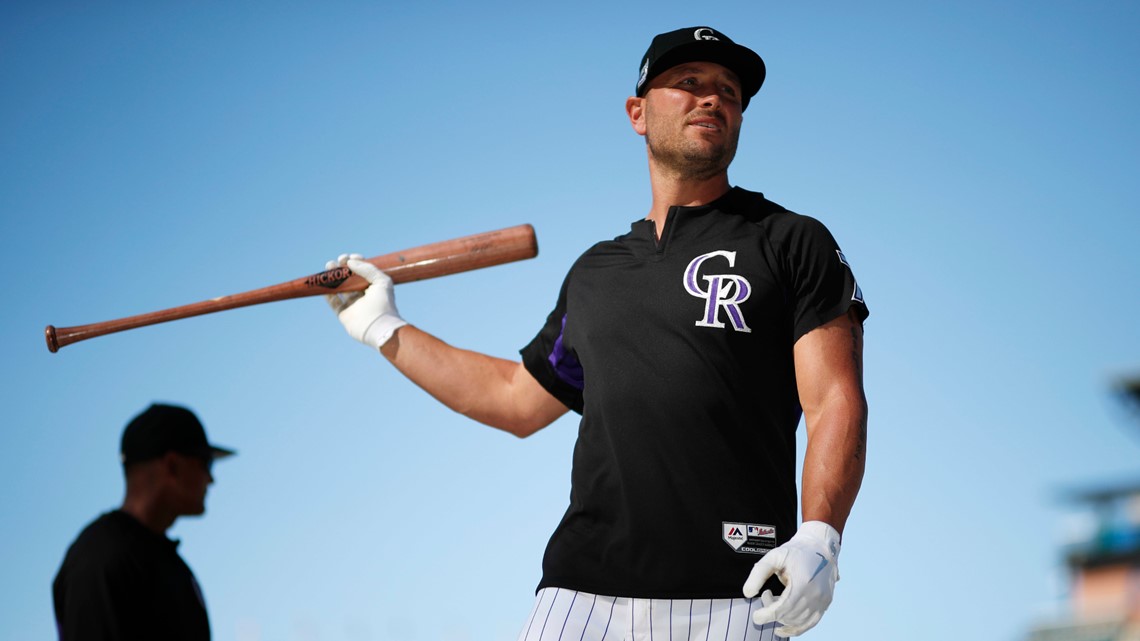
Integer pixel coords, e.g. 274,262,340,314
326,26,867,640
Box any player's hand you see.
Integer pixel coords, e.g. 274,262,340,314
742,521,841,637
324,254,408,350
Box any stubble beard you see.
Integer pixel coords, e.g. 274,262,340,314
645,111,740,181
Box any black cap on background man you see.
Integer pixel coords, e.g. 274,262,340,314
120,403,235,468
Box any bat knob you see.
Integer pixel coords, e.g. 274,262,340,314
45,325,59,353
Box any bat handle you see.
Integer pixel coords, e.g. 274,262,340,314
46,325,60,353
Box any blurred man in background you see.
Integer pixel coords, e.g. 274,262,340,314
53,403,234,641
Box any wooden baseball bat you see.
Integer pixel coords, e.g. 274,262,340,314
45,224,537,353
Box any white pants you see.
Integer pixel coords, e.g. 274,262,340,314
517,587,784,641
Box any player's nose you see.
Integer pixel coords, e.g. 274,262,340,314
698,91,725,111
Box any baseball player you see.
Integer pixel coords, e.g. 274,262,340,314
53,403,235,641
326,26,868,639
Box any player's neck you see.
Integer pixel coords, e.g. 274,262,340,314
645,172,731,240
121,493,177,534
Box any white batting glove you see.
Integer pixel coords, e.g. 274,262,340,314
742,521,841,637
324,253,407,350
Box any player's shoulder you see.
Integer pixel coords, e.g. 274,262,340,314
70,511,122,541
71,511,161,556
59,512,144,578
722,187,818,227
720,187,848,260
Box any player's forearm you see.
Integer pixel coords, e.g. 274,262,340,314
793,307,867,535
379,325,562,437
800,396,867,535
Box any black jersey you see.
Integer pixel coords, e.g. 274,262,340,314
521,187,867,599
53,510,211,641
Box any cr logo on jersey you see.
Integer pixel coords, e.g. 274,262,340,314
684,250,752,333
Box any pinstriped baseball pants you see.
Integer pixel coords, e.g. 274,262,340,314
516,588,785,641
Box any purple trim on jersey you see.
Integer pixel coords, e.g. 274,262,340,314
548,315,584,390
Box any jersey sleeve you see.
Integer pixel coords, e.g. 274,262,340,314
520,272,585,414
775,213,869,343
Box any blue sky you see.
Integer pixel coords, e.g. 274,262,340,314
2,2,1138,640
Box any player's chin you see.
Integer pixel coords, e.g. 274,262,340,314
686,129,735,150
683,142,733,165
186,497,208,516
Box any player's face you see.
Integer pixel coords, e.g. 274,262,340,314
168,452,214,516
639,62,743,179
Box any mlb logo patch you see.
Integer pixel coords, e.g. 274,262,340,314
747,525,775,538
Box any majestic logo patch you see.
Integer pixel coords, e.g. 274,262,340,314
684,250,752,332
723,521,777,555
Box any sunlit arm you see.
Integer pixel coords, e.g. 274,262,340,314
794,307,868,535
380,325,569,438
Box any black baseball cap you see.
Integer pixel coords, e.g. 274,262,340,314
635,26,766,111
120,403,235,467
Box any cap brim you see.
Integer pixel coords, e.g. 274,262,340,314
642,41,765,106
209,445,236,460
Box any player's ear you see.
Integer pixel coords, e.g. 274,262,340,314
626,96,647,136
160,451,184,479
